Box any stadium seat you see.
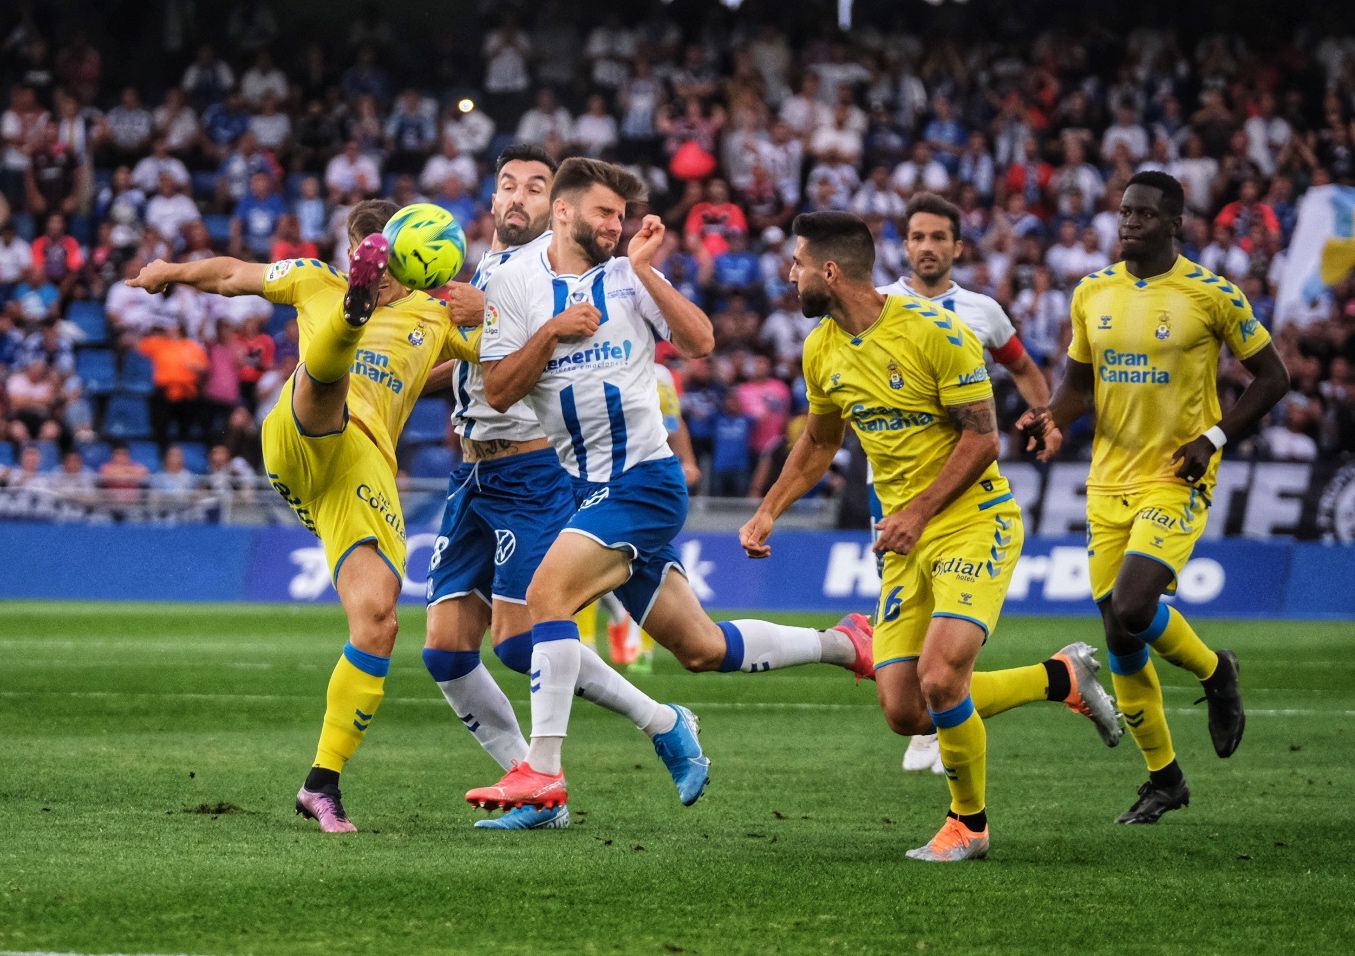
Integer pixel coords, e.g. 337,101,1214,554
103,393,152,440
0,443,13,468
204,213,233,245
285,171,309,199
402,399,450,445
269,303,296,336
10,212,35,240
409,444,458,479
33,440,60,471
79,440,112,470
76,348,119,395
68,301,110,346
129,440,162,472
178,442,208,474
119,352,155,395
69,213,95,246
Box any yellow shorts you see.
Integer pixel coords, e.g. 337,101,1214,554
1086,483,1209,603
873,495,1024,667
261,374,406,584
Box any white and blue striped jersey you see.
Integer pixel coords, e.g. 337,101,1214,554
449,234,552,443
481,249,675,482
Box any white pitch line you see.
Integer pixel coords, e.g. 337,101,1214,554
0,690,1350,718
0,951,200,956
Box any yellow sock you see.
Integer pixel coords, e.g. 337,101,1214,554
314,643,388,773
971,664,1048,718
303,305,366,384
1137,604,1218,680
1108,645,1175,772
931,696,987,815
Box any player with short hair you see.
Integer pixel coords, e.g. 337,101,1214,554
741,211,1122,862
880,191,1060,775
465,158,875,813
420,145,707,830
1018,171,1290,823
131,200,481,832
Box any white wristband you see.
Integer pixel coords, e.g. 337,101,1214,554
1204,425,1228,451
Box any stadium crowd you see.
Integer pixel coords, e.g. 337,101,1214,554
2,1,1355,500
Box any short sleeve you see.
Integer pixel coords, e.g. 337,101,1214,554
1214,284,1271,360
440,325,481,364
802,325,840,417
1067,284,1092,364
480,269,528,361
633,266,673,342
261,259,337,307
979,296,1018,352
928,312,995,407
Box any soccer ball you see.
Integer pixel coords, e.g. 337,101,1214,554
382,203,467,290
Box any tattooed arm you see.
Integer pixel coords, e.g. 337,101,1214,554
873,398,1001,556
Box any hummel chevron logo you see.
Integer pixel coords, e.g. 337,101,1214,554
1123,709,1146,728
353,707,374,731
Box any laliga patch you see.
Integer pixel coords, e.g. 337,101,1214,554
266,260,294,282
484,303,500,337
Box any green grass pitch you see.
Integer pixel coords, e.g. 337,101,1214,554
2,602,1352,955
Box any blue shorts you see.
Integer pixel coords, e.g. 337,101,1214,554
426,449,576,606
566,455,687,623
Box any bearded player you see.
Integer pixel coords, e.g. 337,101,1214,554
132,201,480,832
880,191,1060,775
742,211,1122,861
419,146,707,830
1018,171,1290,823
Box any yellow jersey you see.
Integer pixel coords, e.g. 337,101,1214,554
804,294,1007,516
1068,255,1271,494
262,258,480,470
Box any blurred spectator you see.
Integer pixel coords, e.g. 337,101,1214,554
30,213,84,297
11,266,60,324
231,172,288,260
1009,265,1068,365
149,443,198,503
3,443,45,488
203,442,255,499
341,46,392,107
237,315,274,413
1215,177,1281,251
293,99,344,173
6,357,58,442
293,176,327,246
54,31,102,105
103,86,154,162
442,102,495,158
138,318,209,446
19,318,75,377
98,441,150,504
202,320,243,438
736,354,791,456
181,44,235,111
891,141,950,197
385,89,438,174
481,17,532,121
46,448,97,500
325,139,380,197
248,93,293,158
573,94,619,158
269,213,318,262
152,88,199,159
131,136,190,195
23,122,83,218
145,173,201,249
216,131,282,209
685,178,748,257
709,391,754,497
95,166,146,250
1263,395,1320,461
419,136,476,195
1199,222,1250,281
0,219,34,304
240,50,289,108
516,89,573,146
200,91,252,164
1,86,48,206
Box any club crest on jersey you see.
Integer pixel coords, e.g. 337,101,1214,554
408,325,426,347
887,361,904,389
570,290,589,304
1099,314,1113,330
1154,311,1171,340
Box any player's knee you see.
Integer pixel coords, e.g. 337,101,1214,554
917,670,965,714
351,603,399,656
1110,591,1157,635
883,703,930,736
524,578,569,621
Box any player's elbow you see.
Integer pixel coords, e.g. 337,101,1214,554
676,329,715,359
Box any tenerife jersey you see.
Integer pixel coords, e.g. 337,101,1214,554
877,278,1024,363
262,257,480,470
804,294,1006,515
481,249,675,482
1069,255,1271,494
449,234,551,443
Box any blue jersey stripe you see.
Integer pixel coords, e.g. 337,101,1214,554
560,385,588,477
454,361,473,438
552,278,570,316
591,271,609,325
604,382,627,480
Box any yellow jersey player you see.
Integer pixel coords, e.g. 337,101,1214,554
1018,171,1290,824
741,212,1122,862
130,200,480,832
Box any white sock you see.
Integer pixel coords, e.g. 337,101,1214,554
724,619,826,672
600,591,626,619
576,644,675,736
525,631,580,774
817,627,856,667
436,664,528,770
